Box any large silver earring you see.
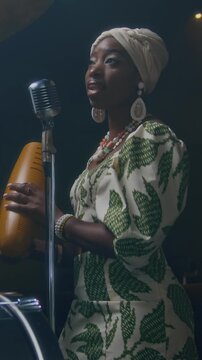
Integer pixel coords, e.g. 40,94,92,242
91,108,105,123
130,81,146,122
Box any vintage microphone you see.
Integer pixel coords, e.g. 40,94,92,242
28,79,61,333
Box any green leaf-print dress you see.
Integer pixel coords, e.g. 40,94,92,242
59,120,198,360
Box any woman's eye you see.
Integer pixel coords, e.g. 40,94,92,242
105,57,119,65
89,59,95,65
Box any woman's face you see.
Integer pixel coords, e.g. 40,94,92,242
85,36,140,111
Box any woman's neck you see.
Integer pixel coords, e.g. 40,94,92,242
107,107,133,139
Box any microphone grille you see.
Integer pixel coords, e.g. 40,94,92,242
28,79,61,119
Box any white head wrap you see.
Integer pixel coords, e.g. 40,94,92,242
91,27,169,94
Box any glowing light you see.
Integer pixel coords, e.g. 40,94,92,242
194,12,202,20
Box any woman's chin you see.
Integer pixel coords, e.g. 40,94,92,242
89,98,104,109
88,91,105,106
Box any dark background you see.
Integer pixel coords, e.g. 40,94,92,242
0,0,201,335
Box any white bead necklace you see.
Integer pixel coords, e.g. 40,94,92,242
88,120,140,166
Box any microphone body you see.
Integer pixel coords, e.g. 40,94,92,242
28,79,61,122
0,142,45,257
28,79,60,164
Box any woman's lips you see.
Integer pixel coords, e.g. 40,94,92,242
87,81,105,91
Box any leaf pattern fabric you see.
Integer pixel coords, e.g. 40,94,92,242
71,323,104,360
59,120,198,359
167,284,194,330
140,301,166,343
108,259,151,300
120,301,136,345
141,248,166,282
84,254,109,301
158,146,173,193
173,337,199,360
103,190,131,237
134,348,166,360
173,151,190,211
117,136,160,179
133,178,162,236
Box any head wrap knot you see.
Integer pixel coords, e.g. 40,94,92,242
91,27,169,94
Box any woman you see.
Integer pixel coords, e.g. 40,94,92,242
4,27,198,359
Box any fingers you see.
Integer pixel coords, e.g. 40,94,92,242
7,182,34,196
4,197,41,217
3,202,29,213
3,190,29,205
3,182,34,205
2,182,46,224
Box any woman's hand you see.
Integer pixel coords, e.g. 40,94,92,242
30,238,78,265
2,183,115,258
3,182,46,225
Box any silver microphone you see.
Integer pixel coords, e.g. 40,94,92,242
28,79,61,123
28,80,60,331
28,79,60,162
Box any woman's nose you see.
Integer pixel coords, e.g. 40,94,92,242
89,61,103,76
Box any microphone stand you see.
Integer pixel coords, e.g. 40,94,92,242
41,117,56,333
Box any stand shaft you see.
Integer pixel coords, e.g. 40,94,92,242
42,127,56,332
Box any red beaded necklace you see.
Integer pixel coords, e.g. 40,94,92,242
88,120,140,166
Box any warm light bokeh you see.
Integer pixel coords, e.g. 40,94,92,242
194,12,202,20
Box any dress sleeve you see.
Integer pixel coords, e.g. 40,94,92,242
95,120,189,271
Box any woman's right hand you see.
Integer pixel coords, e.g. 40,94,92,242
3,182,46,225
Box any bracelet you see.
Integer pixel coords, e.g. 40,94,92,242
55,213,74,241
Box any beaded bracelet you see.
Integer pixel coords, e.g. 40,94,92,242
55,213,74,241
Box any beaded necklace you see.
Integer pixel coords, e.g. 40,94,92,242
87,120,140,166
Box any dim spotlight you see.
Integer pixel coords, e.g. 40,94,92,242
194,12,202,20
